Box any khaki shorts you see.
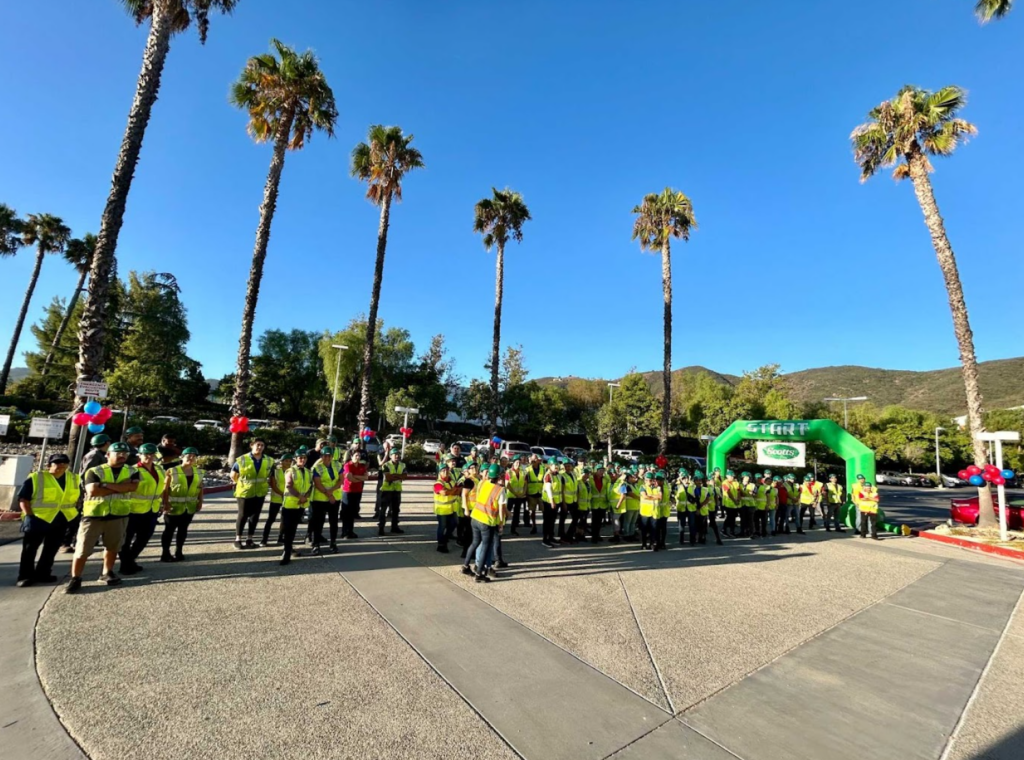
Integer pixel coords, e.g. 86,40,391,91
527,495,542,509
74,516,128,559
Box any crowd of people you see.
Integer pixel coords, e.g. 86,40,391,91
14,434,882,592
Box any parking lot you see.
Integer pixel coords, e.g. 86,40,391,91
879,484,1024,528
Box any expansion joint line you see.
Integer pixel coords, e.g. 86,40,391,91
617,571,676,714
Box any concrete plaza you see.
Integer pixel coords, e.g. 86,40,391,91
2,482,1023,760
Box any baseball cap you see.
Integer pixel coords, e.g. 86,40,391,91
48,453,70,465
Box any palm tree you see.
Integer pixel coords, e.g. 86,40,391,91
41,234,96,377
71,0,238,453
473,188,531,436
351,125,424,430
976,0,1013,22
631,188,698,456
227,39,337,463
1,214,71,392
851,85,994,526
0,203,21,258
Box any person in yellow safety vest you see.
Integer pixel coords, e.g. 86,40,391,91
851,473,867,534
379,448,407,536
560,460,581,544
433,461,461,553
119,443,166,575
231,438,274,550
638,472,662,551
541,458,563,548
780,473,799,535
457,462,480,559
768,476,783,535
654,471,672,550
691,471,722,545
751,475,770,540
798,473,823,534
260,451,293,548
160,447,204,563
609,470,629,542
587,463,611,543
506,456,529,536
16,453,80,587
720,470,742,537
524,453,544,535
461,464,507,583
616,469,640,541
824,473,846,533
855,481,881,539
676,468,698,545
279,450,312,564
310,446,342,553
66,442,140,593
739,472,756,538
576,467,592,542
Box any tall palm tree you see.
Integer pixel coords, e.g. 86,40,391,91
976,0,1013,22
631,188,698,456
851,84,994,526
473,188,531,436
0,203,21,258
351,125,424,430
71,0,238,453
227,39,337,463
1,214,71,392
41,234,96,377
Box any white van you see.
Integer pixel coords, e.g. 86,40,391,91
613,449,643,464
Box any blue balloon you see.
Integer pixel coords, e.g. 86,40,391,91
88,423,105,434
492,437,502,444
968,474,985,486
1001,469,1015,480
363,435,371,442
83,400,102,415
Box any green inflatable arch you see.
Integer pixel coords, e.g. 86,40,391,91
707,419,890,530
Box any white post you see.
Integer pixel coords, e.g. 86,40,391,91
37,437,48,475
401,410,410,459
996,439,1008,543
934,427,944,488
328,344,348,437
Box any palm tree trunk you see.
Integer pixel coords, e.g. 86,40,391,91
228,111,295,465
69,2,174,458
0,247,46,393
41,268,88,377
357,192,393,431
489,242,505,437
659,240,672,455
907,151,994,527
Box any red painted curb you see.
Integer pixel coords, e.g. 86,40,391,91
202,484,234,495
0,511,20,522
918,530,1024,562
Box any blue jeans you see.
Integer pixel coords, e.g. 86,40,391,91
436,513,457,546
463,520,495,572
678,511,698,543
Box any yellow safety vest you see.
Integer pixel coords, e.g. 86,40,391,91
234,454,273,498
800,483,821,505
623,482,641,512
311,461,341,502
577,479,592,511
688,484,713,517
722,481,742,508
471,480,502,526
27,471,80,523
657,484,672,519
639,485,662,518
433,476,458,516
543,472,563,505
854,488,879,514
826,483,844,504
526,466,545,496
269,467,287,505
130,464,166,514
561,472,578,505
166,466,205,515
741,482,756,507
381,462,406,492
83,464,137,518
754,484,769,510
589,475,610,509
506,469,528,498
283,467,312,509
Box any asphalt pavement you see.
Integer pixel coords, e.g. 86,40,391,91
879,484,1024,528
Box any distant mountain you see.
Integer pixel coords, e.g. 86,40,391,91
9,368,29,384
536,358,1024,417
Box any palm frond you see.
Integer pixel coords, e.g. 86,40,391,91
631,188,697,252
19,213,71,255
0,202,23,257
976,0,1013,23
64,233,97,273
473,187,531,251
350,125,424,206
121,1,238,44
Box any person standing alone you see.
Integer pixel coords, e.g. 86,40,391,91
16,454,80,587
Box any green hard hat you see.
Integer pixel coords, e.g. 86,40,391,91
547,457,559,465
644,471,655,479
656,470,666,479
182,447,199,456
292,450,306,459
763,470,772,477
713,467,721,473
295,445,309,454
829,473,838,480
726,469,735,477
126,426,143,436
109,442,130,453
487,464,501,478
678,467,690,477
772,476,782,482
278,451,294,461
857,473,866,480
693,471,705,479
321,446,335,456
803,474,813,482
785,473,796,481
91,434,110,446
741,471,752,478
138,443,158,455
326,435,338,443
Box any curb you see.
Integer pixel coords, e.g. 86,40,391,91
202,484,233,495
917,530,1024,562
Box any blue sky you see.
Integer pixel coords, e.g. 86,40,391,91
1,0,1020,386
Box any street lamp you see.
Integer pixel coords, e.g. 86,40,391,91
328,345,349,437
607,383,620,462
394,405,419,459
977,431,1021,543
824,396,869,429
934,427,945,487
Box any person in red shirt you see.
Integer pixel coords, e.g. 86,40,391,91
340,450,368,540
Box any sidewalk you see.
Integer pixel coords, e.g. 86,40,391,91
2,483,1023,759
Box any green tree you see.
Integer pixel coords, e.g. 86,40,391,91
976,0,1013,22
351,125,424,430
17,297,85,400
74,0,239,454
228,38,337,463
41,234,96,377
384,387,419,428
631,188,698,455
107,359,162,437
473,188,531,436
2,213,71,393
0,202,21,258
249,329,327,421
852,85,993,525
599,372,659,446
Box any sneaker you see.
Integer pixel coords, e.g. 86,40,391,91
279,553,291,566
244,539,256,549
120,563,141,575
461,565,474,576
16,578,34,588
475,573,491,583
389,527,405,534
275,537,284,546
99,572,122,586
259,540,269,548
329,543,338,553
530,526,538,535
496,560,509,569
60,545,74,554
233,540,245,550
173,552,184,562
378,527,385,537
487,567,498,578
346,532,358,540
64,577,82,594
160,552,174,563
437,545,450,553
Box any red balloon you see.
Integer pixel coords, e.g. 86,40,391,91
957,470,969,480
984,464,1000,474
72,412,93,426
93,407,113,424
966,465,982,476
982,470,995,482
993,476,1006,486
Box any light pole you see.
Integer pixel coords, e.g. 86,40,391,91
328,344,349,437
394,405,419,459
934,426,945,487
977,431,1021,543
824,396,869,429
607,382,620,462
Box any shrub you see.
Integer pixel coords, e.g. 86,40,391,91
195,455,225,472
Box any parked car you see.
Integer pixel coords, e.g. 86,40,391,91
562,446,589,461
531,445,565,461
950,495,1024,530
940,474,965,488
48,411,74,420
194,419,228,433
384,433,404,447
147,415,181,425
613,449,643,464
486,441,532,458
452,440,477,454
248,418,272,430
422,439,443,455
876,471,914,486
291,426,320,437
364,436,382,456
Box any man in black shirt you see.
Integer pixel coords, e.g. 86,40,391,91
17,454,80,587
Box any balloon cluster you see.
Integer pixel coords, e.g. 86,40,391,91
399,426,413,439
229,416,250,434
73,401,114,434
491,437,502,448
362,428,376,442
958,464,1015,487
